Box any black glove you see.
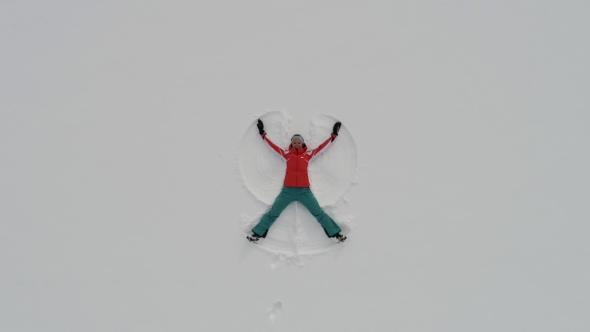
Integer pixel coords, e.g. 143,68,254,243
257,119,265,136
331,122,341,141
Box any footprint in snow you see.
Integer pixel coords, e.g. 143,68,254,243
268,300,282,324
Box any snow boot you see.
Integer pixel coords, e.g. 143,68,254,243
332,232,347,243
246,233,261,243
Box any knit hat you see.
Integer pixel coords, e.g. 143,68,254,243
291,134,304,143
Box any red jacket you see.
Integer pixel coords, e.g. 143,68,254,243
262,133,337,187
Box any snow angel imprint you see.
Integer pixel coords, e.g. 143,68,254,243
246,119,347,244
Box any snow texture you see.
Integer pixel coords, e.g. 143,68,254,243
238,111,358,261
3,1,590,331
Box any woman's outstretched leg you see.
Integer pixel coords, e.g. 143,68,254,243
252,187,295,237
297,188,342,237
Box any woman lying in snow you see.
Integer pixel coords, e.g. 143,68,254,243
247,119,347,243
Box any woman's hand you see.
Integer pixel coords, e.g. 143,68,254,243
332,121,341,136
257,119,265,136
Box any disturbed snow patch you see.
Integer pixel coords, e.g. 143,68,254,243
267,300,283,324
238,110,358,262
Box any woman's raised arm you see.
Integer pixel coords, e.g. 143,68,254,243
258,119,289,159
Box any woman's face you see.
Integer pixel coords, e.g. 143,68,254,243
292,140,303,149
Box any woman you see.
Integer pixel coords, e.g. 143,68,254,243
247,119,347,243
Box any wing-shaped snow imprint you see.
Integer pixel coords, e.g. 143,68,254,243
238,110,358,261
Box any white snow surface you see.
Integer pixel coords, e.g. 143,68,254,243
2,1,590,332
238,110,357,259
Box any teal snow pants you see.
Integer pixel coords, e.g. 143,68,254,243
252,186,342,238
